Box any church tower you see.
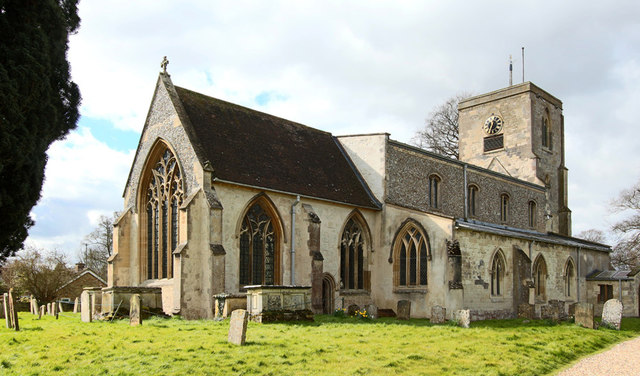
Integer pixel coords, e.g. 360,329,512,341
458,82,571,236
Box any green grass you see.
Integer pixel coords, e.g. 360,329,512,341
1,313,639,375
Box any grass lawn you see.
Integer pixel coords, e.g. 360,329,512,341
0,313,639,376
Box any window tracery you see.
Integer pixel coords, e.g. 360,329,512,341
239,201,279,286
491,251,505,296
340,218,365,290
394,222,429,288
145,148,183,280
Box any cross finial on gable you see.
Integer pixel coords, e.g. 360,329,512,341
161,56,169,73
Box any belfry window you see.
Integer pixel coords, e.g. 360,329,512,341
394,222,429,288
144,148,183,280
340,218,365,290
542,111,552,150
239,201,280,286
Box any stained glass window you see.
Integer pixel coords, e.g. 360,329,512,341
145,148,183,280
340,218,365,290
395,223,429,288
239,202,278,286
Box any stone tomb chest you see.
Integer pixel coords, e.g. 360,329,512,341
245,285,312,322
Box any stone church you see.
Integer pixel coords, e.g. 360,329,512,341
106,71,629,320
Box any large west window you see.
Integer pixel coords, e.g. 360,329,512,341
393,222,429,288
239,200,280,286
143,147,184,280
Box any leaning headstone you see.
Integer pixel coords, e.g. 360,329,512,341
431,305,446,324
454,309,470,328
130,294,141,326
73,297,79,313
347,304,359,316
574,302,594,329
58,302,64,313
364,304,378,320
602,299,623,330
8,289,18,331
397,300,411,320
81,291,91,323
228,309,249,345
3,293,9,328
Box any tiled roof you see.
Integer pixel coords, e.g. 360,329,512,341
173,86,380,209
586,269,634,281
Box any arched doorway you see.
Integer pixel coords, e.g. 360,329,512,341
322,274,335,314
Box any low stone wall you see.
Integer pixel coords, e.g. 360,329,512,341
469,308,514,321
101,286,162,315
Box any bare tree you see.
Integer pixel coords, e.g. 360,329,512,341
0,247,74,303
411,93,471,159
610,181,640,270
79,212,119,280
575,229,606,244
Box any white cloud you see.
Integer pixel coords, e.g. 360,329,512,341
27,127,132,259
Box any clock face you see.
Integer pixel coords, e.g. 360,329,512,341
483,115,503,135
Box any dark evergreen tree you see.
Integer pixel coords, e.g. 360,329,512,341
0,0,81,263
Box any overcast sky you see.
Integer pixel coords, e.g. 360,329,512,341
25,0,640,260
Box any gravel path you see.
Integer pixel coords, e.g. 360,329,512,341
555,336,640,376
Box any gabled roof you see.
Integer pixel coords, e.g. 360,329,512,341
171,83,381,209
57,269,107,292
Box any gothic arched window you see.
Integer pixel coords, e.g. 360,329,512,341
239,201,280,286
500,193,510,223
533,255,547,300
144,147,183,280
340,218,365,290
528,200,537,228
394,222,429,288
491,251,506,296
542,110,552,150
468,184,478,217
429,174,441,209
565,258,576,298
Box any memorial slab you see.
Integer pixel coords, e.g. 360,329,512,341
228,309,249,345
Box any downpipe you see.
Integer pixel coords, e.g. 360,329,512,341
290,195,301,285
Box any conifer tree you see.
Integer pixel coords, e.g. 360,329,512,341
0,0,81,263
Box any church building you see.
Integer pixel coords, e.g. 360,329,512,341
106,71,628,320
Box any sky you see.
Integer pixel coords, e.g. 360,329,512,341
25,0,640,260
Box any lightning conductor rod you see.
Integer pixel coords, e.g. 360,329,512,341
509,54,513,86
522,47,525,83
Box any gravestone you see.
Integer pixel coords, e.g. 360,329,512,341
52,302,57,316
130,294,141,326
81,291,91,323
602,299,623,330
455,309,470,328
364,304,378,319
574,302,594,329
32,298,38,315
58,302,64,313
397,300,411,320
73,297,79,313
347,304,359,316
228,309,249,345
431,305,446,324
39,305,45,319
8,289,18,331
3,293,9,328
